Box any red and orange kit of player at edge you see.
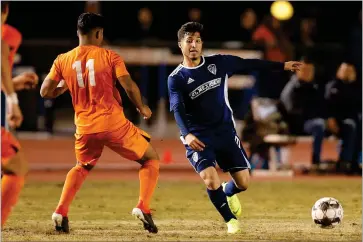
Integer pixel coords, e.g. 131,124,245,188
1,1,38,228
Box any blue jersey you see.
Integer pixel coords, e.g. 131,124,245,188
168,54,284,136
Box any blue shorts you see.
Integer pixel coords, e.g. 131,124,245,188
181,127,251,173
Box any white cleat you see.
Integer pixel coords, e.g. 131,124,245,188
52,212,69,233
52,212,63,227
226,218,241,234
131,207,158,233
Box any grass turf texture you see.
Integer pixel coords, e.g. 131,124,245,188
2,179,361,241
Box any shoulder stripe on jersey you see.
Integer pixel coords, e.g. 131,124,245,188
205,53,218,57
169,65,183,77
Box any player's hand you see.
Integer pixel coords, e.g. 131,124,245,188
284,61,303,72
137,105,152,120
7,103,23,129
13,72,39,91
185,133,205,152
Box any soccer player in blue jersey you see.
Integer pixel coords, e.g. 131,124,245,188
168,22,302,234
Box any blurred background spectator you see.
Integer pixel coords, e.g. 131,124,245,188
325,62,361,174
253,14,294,62
293,17,317,59
280,57,326,172
85,0,101,14
135,7,158,42
238,8,257,44
298,18,316,47
188,8,202,22
252,14,294,99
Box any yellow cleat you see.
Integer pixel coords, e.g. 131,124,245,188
226,218,241,234
222,182,242,217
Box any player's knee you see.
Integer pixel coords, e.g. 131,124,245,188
203,178,220,190
140,144,160,163
234,172,250,190
143,159,160,174
200,168,220,190
235,178,249,190
73,164,90,177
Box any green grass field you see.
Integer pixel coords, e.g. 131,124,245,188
2,179,362,241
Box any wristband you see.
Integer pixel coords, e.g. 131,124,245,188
6,93,19,105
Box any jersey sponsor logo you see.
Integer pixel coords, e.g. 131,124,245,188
189,78,221,99
207,64,217,75
187,78,195,84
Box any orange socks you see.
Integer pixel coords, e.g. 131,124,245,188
137,160,159,213
55,165,89,217
1,175,25,227
55,160,158,217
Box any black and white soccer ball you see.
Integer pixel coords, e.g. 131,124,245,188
311,197,344,228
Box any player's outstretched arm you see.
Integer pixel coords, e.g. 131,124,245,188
221,55,302,74
117,75,151,119
40,76,68,98
1,41,23,128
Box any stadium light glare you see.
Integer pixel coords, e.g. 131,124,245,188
270,1,294,21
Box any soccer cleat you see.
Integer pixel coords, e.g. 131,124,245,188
222,182,242,217
52,212,69,233
226,218,241,234
131,207,158,234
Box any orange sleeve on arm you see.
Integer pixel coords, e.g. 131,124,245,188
48,56,63,82
110,51,129,78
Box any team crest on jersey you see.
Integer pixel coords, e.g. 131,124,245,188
208,64,217,75
192,152,199,162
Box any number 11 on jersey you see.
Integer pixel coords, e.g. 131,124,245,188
72,59,96,87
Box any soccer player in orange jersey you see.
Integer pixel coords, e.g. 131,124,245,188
1,1,39,228
40,13,160,234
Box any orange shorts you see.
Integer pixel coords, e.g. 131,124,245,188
1,127,21,166
74,120,150,167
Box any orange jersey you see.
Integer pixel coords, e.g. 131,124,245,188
48,45,130,134
1,24,22,69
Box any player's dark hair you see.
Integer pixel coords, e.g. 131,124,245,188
177,22,203,41
1,1,9,13
77,12,105,35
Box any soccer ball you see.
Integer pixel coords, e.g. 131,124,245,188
311,197,344,228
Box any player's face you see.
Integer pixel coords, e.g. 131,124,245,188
179,32,203,61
